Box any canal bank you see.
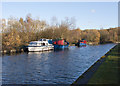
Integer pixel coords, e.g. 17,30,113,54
71,43,119,85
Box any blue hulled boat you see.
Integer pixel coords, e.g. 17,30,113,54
53,39,69,49
53,44,69,49
75,40,87,47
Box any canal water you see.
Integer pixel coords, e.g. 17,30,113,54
2,44,116,84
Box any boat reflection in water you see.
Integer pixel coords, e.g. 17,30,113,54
28,51,52,55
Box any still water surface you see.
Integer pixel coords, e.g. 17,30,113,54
2,44,116,84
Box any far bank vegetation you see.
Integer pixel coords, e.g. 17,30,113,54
1,14,120,50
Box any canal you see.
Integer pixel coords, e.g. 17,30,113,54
2,44,116,84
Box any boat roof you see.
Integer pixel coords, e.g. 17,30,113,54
29,39,53,44
39,39,52,41
30,41,49,43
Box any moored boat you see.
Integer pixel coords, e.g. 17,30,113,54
28,39,54,52
75,39,87,47
53,39,69,49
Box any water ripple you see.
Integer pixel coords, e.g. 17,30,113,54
2,44,116,84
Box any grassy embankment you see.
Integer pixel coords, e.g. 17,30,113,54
88,43,120,84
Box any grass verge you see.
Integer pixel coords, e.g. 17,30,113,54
87,43,120,84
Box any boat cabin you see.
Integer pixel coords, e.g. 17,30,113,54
29,39,53,47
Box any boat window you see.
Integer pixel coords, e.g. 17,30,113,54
30,42,33,44
41,43,45,46
43,43,45,46
29,42,34,44
29,42,37,45
43,39,46,41
40,39,42,41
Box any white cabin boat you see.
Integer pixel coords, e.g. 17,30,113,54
28,39,54,52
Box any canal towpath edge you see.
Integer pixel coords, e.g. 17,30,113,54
71,43,120,85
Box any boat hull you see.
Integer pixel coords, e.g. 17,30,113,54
28,46,54,52
54,45,69,49
79,43,86,46
75,43,86,47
